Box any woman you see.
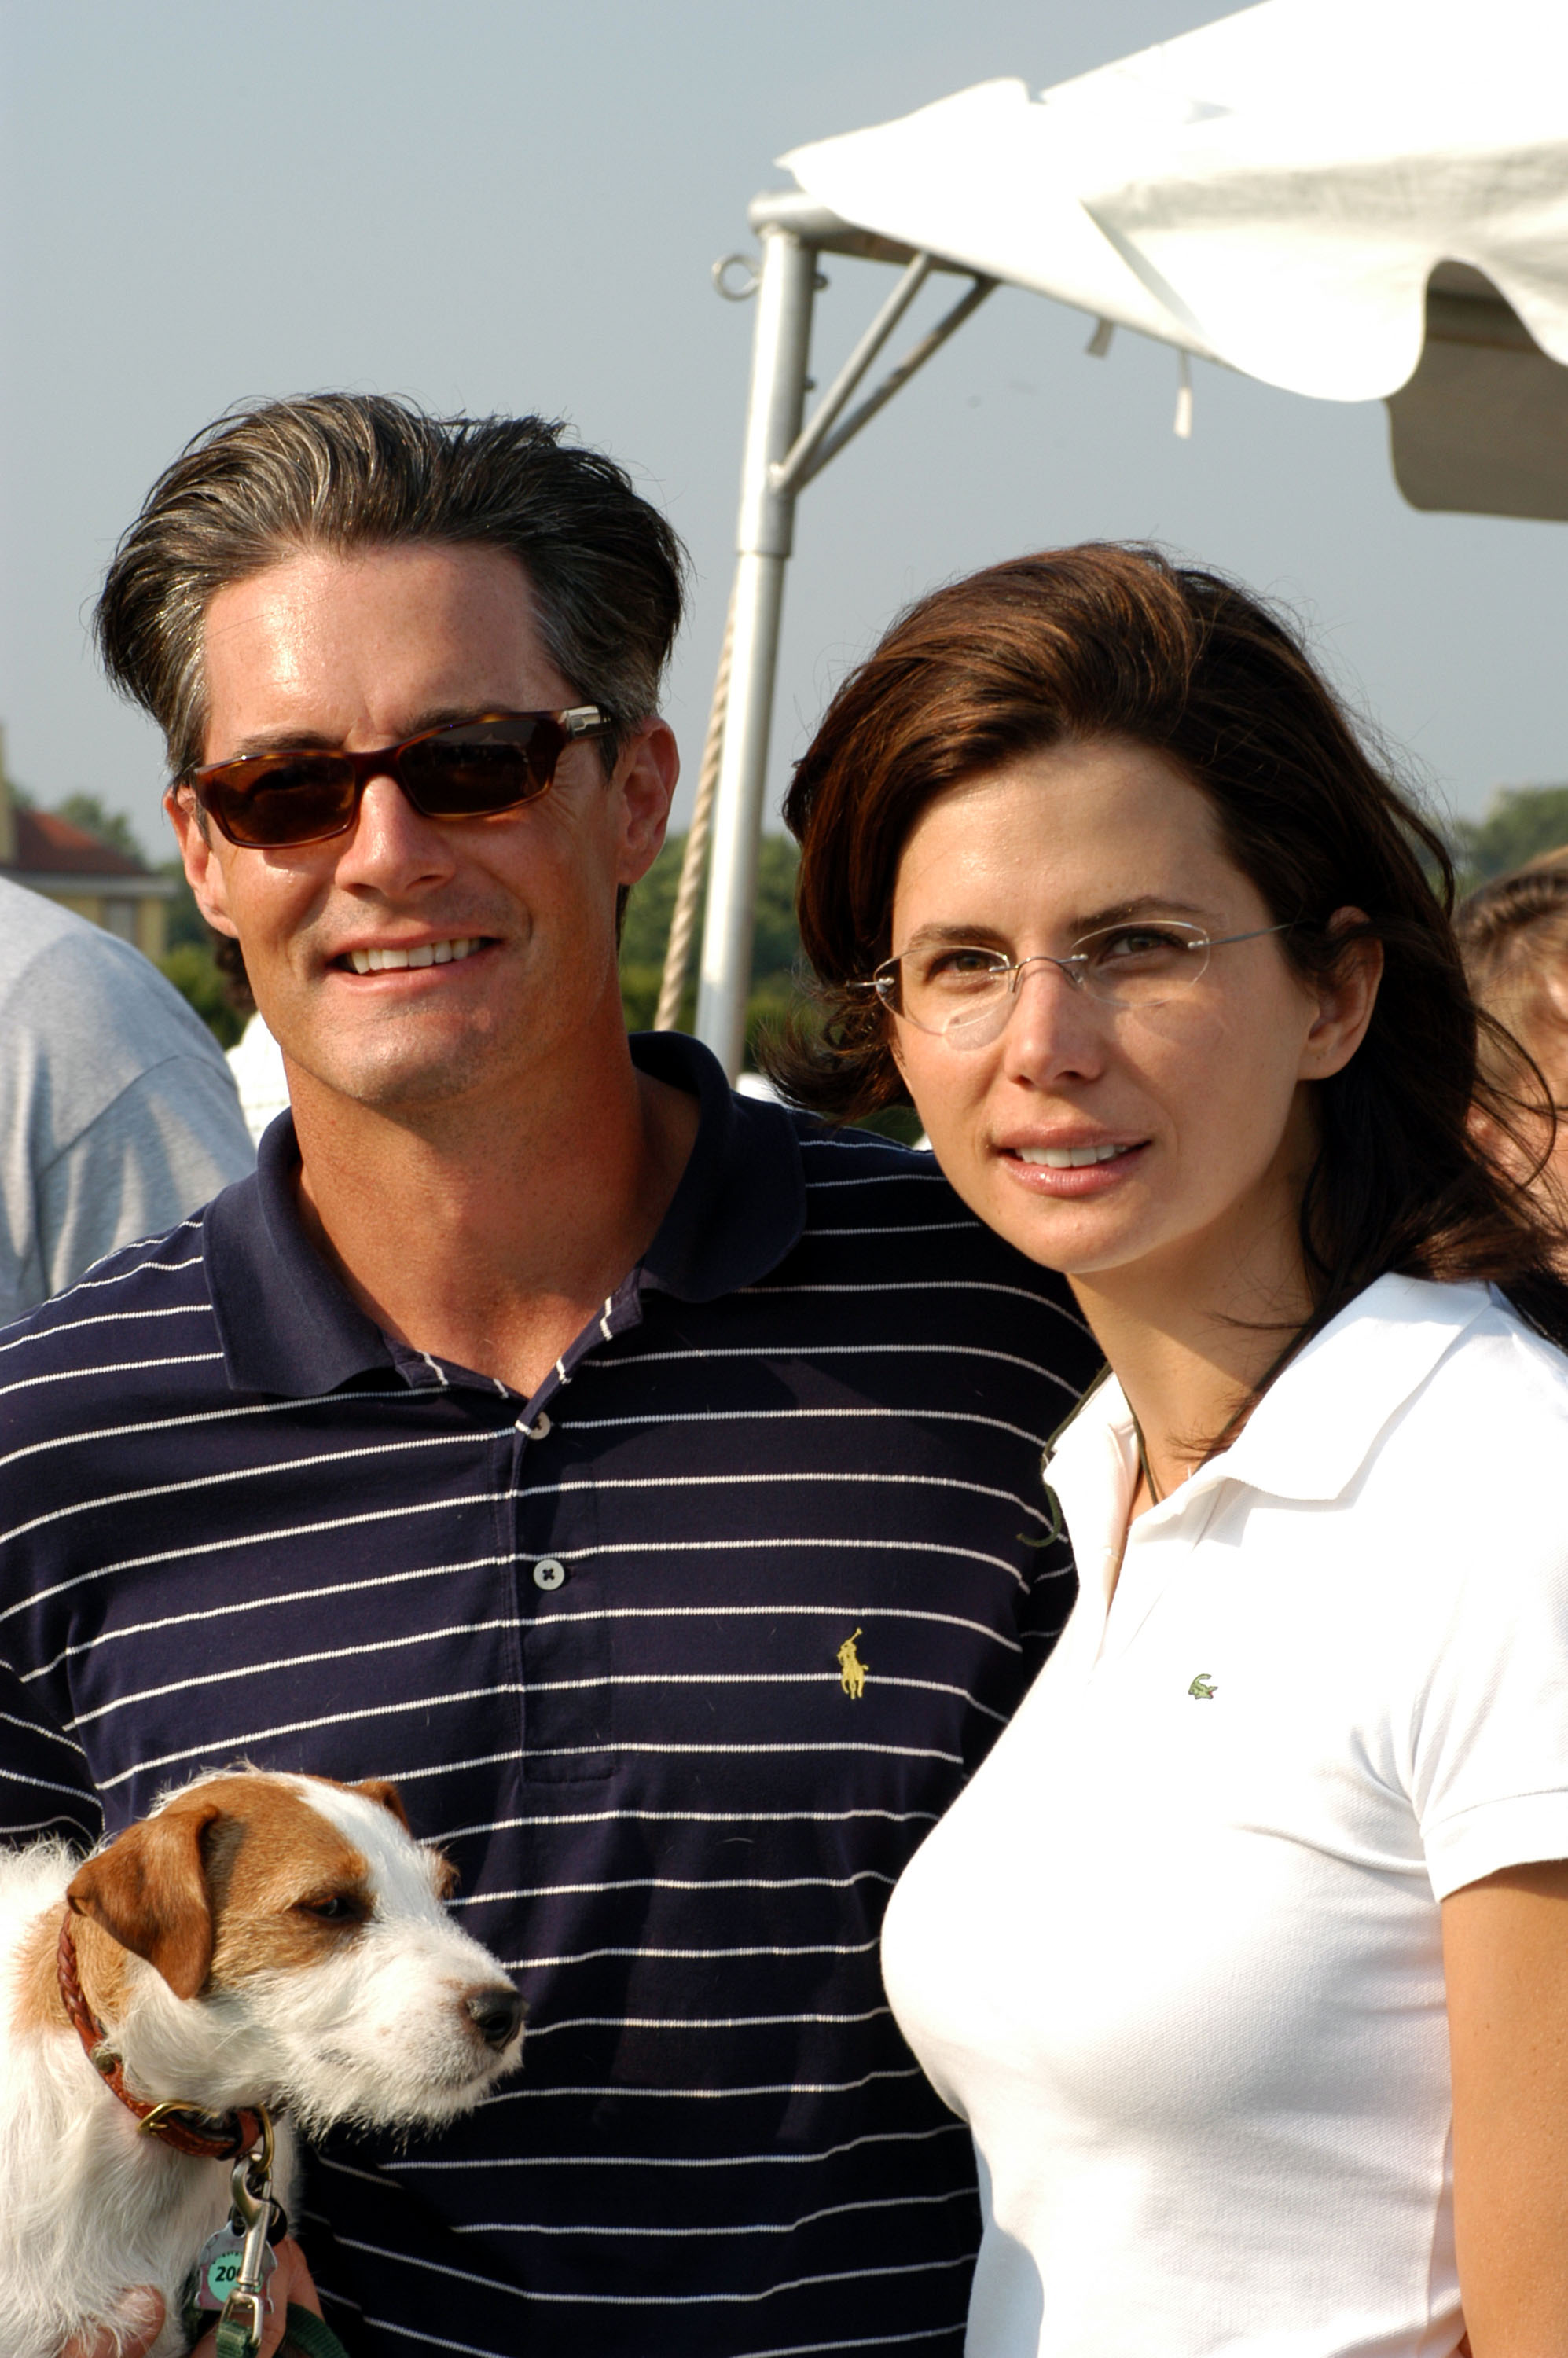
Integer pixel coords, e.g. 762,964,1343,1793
1459,858,1568,1247
766,546,1568,2357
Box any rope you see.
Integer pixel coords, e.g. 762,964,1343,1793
654,584,736,1031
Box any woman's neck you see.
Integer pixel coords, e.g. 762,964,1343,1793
1070,1206,1316,1515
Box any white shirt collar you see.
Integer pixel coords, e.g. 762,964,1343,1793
1047,1273,1496,1557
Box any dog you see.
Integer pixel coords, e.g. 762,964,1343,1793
0,1768,525,2358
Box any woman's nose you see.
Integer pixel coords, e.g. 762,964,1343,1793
1000,957,1106,1083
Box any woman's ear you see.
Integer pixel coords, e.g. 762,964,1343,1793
1299,909,1383,1082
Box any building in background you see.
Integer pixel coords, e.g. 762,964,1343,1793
0,731,174,960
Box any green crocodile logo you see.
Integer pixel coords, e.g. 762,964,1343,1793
1188,1673,1217,1701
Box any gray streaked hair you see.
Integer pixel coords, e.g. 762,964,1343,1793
94,393,688,780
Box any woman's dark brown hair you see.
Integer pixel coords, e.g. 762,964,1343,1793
766,544,1568,1350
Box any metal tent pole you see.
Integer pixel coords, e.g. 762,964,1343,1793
694,225,817,1078
689,191,994,1079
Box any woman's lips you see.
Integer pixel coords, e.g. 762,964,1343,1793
997,1139,1149,1196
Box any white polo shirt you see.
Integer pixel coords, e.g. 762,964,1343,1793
882,1273,1568,2358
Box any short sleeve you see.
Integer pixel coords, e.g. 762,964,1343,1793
1408,1493,1568,1900
0,1651,101,1849
36,1056,254,1305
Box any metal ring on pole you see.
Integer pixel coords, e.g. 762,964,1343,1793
713,253,759,302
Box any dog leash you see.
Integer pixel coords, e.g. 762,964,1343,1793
206,2126,351,2358
56,1909,266,2162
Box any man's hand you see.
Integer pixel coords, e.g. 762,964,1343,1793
61,2239,323,2358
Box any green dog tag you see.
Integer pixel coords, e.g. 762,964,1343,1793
193,2226,277,2312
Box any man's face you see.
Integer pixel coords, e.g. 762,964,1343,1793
171,542,676,1117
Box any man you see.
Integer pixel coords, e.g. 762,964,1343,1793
0,395,1100,2358
0,873,253,1319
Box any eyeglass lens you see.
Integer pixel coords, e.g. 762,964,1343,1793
195,714,570,849
887,921,1212,1037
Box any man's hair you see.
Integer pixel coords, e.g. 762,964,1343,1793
94,393,688,780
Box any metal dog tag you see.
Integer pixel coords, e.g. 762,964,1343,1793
193,2224,277,2312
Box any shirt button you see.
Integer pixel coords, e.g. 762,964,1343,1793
532,1558,567,1592
518,1411,552,1441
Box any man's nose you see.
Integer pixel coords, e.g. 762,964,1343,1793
335,772,455,883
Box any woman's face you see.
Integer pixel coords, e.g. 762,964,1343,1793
887,737,1374,1294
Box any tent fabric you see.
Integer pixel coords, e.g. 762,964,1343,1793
779,0,1568,408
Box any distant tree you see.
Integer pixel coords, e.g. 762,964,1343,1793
1452,785,1568,894
157,943,246,1049
618,828,924,1143
618,830,803,1053
50,792,151,868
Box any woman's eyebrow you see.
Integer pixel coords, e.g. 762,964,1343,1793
900,898,1217,950
1070,895,1214,932
898,921,1012,953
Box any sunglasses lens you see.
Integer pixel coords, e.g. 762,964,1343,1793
203,754,358,848
400,718,562,817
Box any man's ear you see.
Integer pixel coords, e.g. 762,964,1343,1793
613,719,680,888
66,1801,222,2001
164,787,240,942
354,1778,412,1833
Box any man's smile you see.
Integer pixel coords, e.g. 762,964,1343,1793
339,935,490,975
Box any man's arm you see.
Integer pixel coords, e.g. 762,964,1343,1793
35,1052,254,1304
0,1654,101,1853
1445,1859,1568,2356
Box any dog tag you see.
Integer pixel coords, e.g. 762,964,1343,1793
193,2225,277,2312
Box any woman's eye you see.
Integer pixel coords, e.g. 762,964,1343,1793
924,948,1004,982
1096,927,1189,964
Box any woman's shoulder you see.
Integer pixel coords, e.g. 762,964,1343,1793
1420,1280,1568,1420
1356,1276,1568,1541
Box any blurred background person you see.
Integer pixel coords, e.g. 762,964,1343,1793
1458,853,1568,1247
0,874,253,1322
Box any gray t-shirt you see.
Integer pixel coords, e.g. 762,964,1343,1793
0,877,255,1324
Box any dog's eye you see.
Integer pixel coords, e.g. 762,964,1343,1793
298,1893,365,1923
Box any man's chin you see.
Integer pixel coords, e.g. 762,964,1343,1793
280,1034,497,1121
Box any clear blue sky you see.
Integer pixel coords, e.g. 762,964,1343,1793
2,0,1562,862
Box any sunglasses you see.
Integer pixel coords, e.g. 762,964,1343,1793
182,706,608,849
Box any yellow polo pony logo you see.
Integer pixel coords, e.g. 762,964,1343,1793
838,1629,868,1700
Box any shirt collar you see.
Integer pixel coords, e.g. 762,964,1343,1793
1048,1271,1496,1550
201,1031,806,1398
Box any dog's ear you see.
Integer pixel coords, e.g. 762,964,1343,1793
430,1848,461,1901
66,1799,222,2001
354,1779,412,1833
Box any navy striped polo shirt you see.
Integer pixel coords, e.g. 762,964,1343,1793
0,1030,1100,2358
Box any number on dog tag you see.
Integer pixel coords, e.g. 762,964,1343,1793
193,2226,277,2312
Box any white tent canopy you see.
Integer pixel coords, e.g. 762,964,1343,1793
675,0,1568,1077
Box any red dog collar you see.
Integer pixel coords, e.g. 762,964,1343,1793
57,1909,266,2163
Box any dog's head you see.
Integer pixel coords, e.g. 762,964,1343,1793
66,1771,523,2136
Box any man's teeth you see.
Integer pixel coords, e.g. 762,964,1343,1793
346,938,479,975
1016,1143,1130,1169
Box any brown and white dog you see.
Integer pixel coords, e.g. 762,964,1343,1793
0,1768,524,2358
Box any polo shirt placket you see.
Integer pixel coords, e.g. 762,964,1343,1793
0,1031,1103,2358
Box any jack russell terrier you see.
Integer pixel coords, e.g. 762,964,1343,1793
0,1768,525,2358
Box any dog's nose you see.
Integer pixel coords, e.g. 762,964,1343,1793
465,1985,525,2051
